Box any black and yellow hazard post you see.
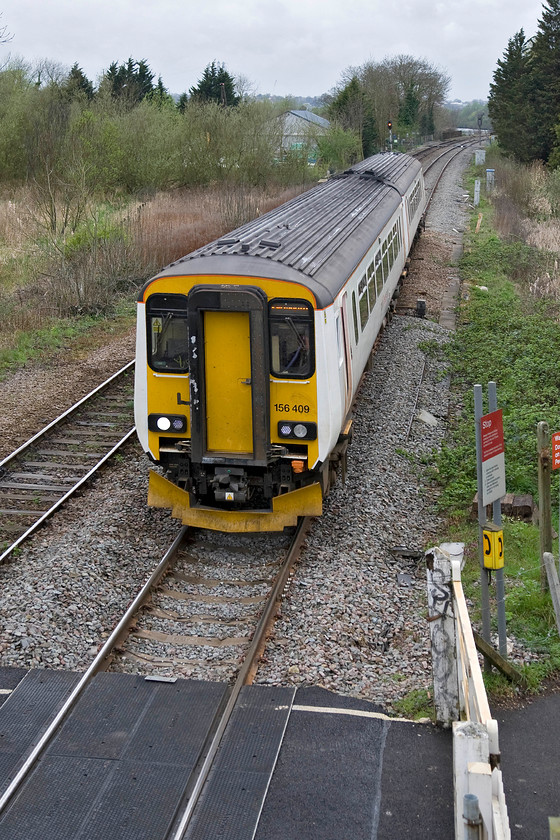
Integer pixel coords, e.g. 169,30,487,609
483,523,504,570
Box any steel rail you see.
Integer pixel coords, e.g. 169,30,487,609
0,524,188,817
0,359,135,472
170,516,311,840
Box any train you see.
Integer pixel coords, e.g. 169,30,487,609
134,152,425,532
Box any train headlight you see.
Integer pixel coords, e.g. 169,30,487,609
277,421,317,441
148,414,187,434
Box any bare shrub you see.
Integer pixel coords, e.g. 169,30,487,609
488,153,560,301
0,186,35,252
41,229,143,316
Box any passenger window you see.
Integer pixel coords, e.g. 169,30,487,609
358,274,369,329
147,293,189,373
374,252,383,295
269,299,314,378
382,246,390,281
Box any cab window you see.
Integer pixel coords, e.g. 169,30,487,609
269,299,314,378
146,293,189,372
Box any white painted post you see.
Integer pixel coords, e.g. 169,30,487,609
454,722,492,840
474,180,481,206
543,552,560,637
426,545,462,724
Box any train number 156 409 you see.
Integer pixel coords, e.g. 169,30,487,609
274,403,310,414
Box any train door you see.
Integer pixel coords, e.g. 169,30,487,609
338,293,353,415
188,286,270,465
204,310,253,452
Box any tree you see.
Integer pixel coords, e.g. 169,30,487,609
0,13,13,44
330,56,450,152
488,30,535,162
326,76,377,157
63,63,94,101
147,76,174,109
189,61,239,106
316,124,362,171
399,83,420,132
529,0,560,162
99,58,155,105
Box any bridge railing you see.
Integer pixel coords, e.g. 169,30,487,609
426,545,511,840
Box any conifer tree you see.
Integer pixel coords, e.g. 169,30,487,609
529,0,560,162
63,63,94,101
189,61,239,106
327,76,377,157
488,30,535,162
100,58,155,104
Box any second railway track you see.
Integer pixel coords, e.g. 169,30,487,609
0,361,136,564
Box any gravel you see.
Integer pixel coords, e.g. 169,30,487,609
254,316,451,708
2,146,534,711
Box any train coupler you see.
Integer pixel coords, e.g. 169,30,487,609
211,467,248,502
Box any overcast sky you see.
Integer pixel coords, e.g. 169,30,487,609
0,0,546,102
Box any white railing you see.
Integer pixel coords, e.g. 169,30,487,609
426,545,511,840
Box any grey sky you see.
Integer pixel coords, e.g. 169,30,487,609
1,0,546,101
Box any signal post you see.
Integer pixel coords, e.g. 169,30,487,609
475,382,508,661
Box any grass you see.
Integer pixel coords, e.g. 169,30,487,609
392,688,434,720
0,309,136,380
445,518,560,692
432,154,560,698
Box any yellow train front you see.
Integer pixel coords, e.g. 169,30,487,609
134,153,425,532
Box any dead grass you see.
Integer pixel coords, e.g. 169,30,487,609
130,183,308,272
0,181,311,334
488,155,560,300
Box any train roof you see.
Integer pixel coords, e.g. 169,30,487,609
142,152,422,309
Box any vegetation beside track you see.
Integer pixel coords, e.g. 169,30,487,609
429,146,560,696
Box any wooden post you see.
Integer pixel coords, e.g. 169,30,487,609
538,422,552,592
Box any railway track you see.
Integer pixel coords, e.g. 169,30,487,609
0,361,135,564
418,137,479,202
0,518,310,837
110,527,299,681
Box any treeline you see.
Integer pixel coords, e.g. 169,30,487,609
0,57,311,223
488,0,560,166
323,55,451,157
